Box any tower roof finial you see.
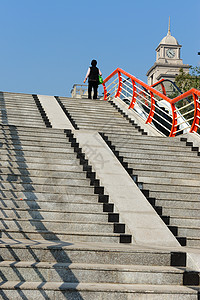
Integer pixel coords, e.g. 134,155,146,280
168,16,171,36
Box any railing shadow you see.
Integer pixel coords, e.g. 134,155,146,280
0,124,84,299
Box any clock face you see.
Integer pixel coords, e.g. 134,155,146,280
166,49,175,58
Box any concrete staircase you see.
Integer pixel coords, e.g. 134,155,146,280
57,96,146,134
101,133,200,249
58,96,200,249
0,92,48,127
0,125,127,244
0,93,199,298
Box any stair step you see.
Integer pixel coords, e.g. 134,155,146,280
0,200,102,211
0,121,45,128
162,208,200,218
135,169,200,180
0,282,197,300
156,199,200,209
0,184,95,194
0,152,78,160
0,143,73,150
0,208,108,222
0,169,86,178
143,183,200,193
121,151,197,159
0,136,70,144
131,164,200,174
0,230,121,243
0,149,76,157
139,176,200,188
0,190,98,200
170,216,200,227
128,159,200,169
0,239,173,265
110,139,185,147
177,226,200,238
0,193,99,202
1,176,90,186
149,191,200,201
0,179,91,190
186,237,200,247
0,261,190,285
0,218,116,233
115,144,191,153
0,158,82,167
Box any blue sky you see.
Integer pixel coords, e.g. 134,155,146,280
0,0,199,96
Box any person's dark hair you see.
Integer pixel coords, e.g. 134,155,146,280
91,59,97,66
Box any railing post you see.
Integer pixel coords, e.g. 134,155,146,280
103,82,108,100
80,86,83,97
190,93,200,132
145,92,155,124
128,80,136,109
169,103,178,137
115,71,122,98
161,83,166,96
73,85,76,98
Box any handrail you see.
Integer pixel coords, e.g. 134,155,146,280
151,79,182,96
103,68,171,102
151,78,193,107
71,84,88,98
103,68,200,137
151,79,166,96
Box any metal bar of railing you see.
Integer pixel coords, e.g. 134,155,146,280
103,68,200,136
107,85,117,95
136,86,173,117
174,125,191,134
122,81,133,92
107,82,118,95
106,78,118,90
132,93,174,129
147,101,172,121
176,108,195,119
108,90,116,98
150,118,171,133
174,117,194,127
131,89,175,132
152,110,172,127
121,85,133,97
117,90,173,132
175,102,193,113
120,91,130,99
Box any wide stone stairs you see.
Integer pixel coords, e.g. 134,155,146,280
57,96,145,134
58,97,200,249
0,93,199,298
0,92,47,127
103,133,200,248
0,125,126,244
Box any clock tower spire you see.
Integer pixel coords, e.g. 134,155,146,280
168,16,171,36
146,18,190,88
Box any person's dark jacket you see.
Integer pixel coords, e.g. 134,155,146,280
88,66,99,82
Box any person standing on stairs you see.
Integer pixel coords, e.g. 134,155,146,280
84,59,102,99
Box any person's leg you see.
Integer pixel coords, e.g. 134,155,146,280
93,82,98,99
88,82,92,99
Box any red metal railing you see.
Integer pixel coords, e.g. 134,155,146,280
151,79,166,96
103,68,200,137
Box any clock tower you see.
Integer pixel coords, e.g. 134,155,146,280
146,18,190,87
